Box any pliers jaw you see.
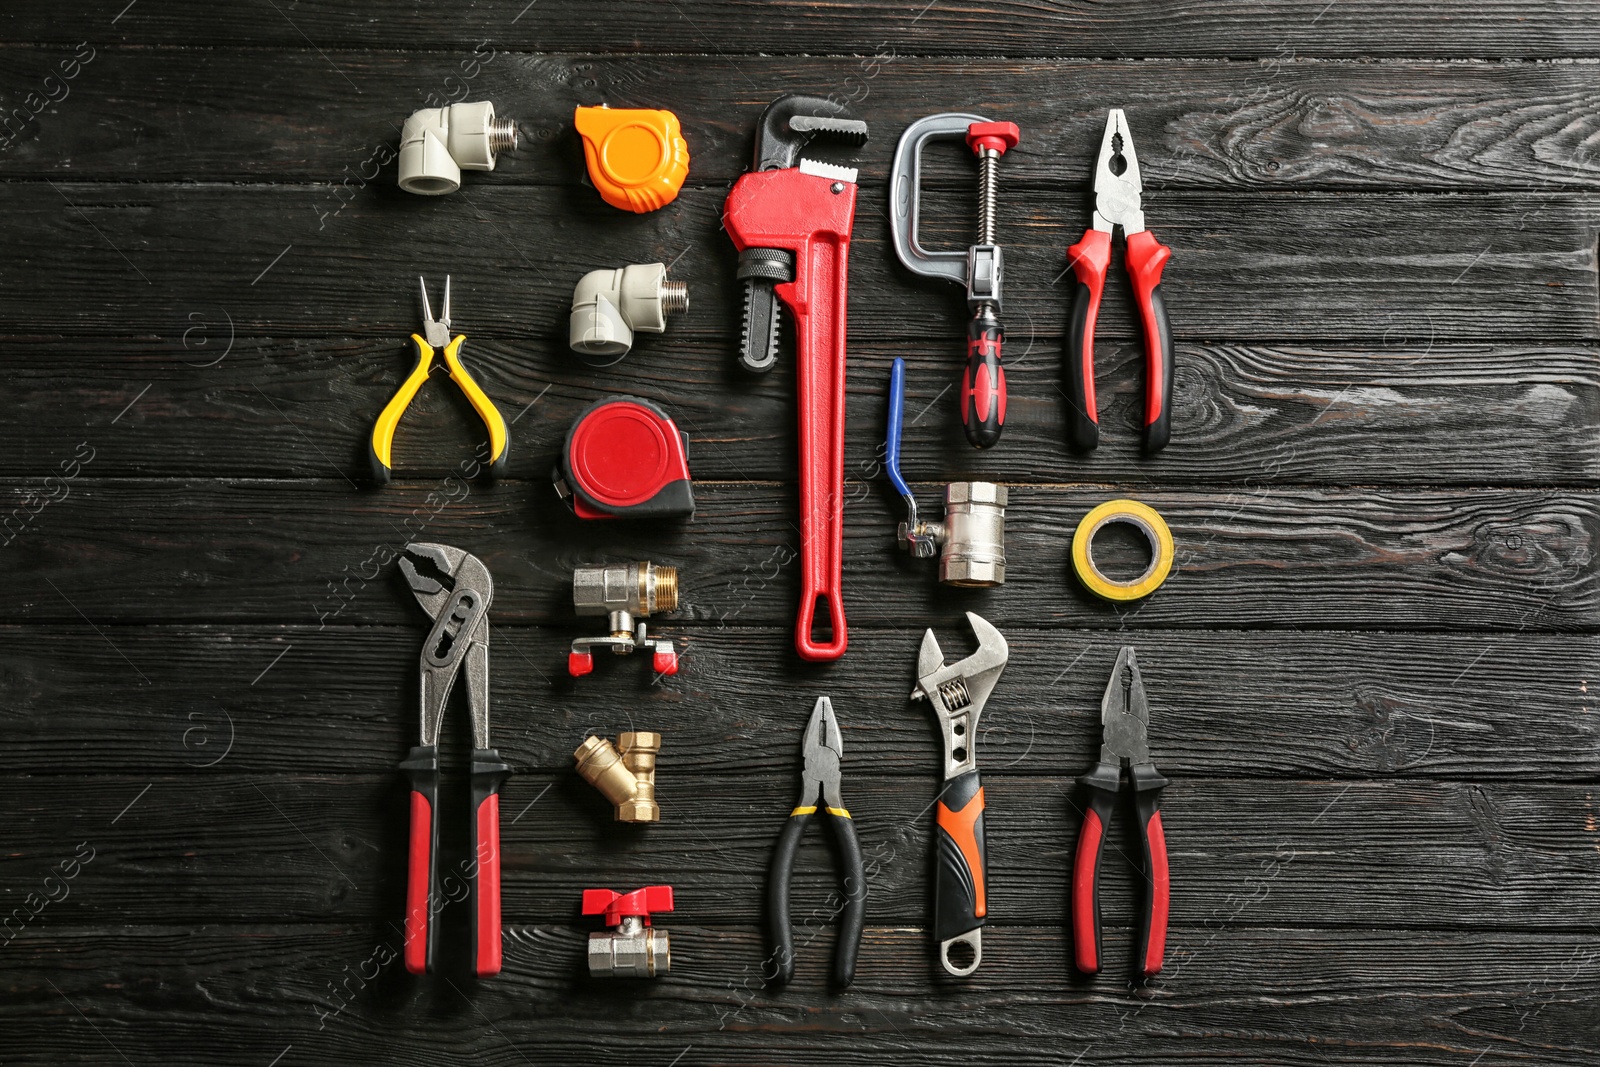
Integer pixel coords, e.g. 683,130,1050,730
796,696,845,813
418,274,453,349
401,542,493,750
1090,108,1145,236
1097,645,1152,767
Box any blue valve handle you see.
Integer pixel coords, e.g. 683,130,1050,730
886,358,913,499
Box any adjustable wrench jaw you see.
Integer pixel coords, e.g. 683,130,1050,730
401,543,493,749
910,612,1009,779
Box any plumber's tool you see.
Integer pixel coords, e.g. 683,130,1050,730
766,696,866,987
1064,109,1175,453
574,731,661,822
369,276,509,485
398,101,517,195
567,561,680,677
723,94,868,662
574,105,690,214
1073,646,1170,978
396,542,509,977
553,398,694,520
1071,499,1174,602
889,113,1021,450
568,263,689,362
582,886,673,978
885,358,1007,586
909,612,1009,977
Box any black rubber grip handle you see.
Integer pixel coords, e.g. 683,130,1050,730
829,812,867,987
1130,762,1171,977
933,770,986,942
1065,279,1101,452
1140,285,1174,454
470,748,511,978
400,744,441,975
766,811,809,984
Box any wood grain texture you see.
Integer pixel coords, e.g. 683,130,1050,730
3,183,1596,342
9,2,1600,57
5,925,1596,1066
7,773,1600,930
5,336,1597,485
6,481,1594,629
4,3,1598,1063
4,625,1593,778
7,51,1600,191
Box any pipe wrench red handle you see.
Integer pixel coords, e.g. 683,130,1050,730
725,166,857,661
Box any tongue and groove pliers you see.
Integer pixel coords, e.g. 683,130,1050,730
766,696,867,987
1064,109,1175,454
397,542,510,977
1072,646,1170,978
368,276,510,485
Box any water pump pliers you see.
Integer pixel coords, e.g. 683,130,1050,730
397,542,510,977
1064,109,1175,454
1072,646,1170,978
766,696,866,987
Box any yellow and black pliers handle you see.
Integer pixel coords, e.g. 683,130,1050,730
368,331,509,486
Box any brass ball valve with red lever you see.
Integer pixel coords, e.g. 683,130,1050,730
582,885,674,978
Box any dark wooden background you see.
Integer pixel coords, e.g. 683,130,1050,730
3,3,1598,1064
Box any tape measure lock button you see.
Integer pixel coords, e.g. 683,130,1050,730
1071,499,1174,602
556,397,694,520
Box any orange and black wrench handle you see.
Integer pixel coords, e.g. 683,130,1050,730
1071,761,1169,977
401,744,510,976
724,164,858,661
960,307,1007,450
1064,228,1174,454
934,770,986,971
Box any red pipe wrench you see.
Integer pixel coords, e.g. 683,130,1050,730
724,95,868,661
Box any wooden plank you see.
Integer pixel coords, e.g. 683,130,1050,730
2,183,1594,343
9,2,1600,57
3,625,1594,778
6,336,1597,486
7,773,1600,930
7,481,1595,630
8,50,1600,191
4,924,1595,1065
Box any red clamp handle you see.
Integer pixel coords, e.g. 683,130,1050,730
583,885,675,927
724,166,858,661
966,121,1020,157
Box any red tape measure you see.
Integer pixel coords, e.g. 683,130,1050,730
555,397,695,520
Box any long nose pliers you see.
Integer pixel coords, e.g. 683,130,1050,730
766,696,867,987
1064,109,1175,454
368,276,510,485
1072,646,1170,978
397,542,511,977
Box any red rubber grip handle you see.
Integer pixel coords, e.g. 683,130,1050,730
474,793,502,976
1071,806,1106,973
1125,229,1174,453
1141,810,1170,976
404,788,435,975
1064,229,1111,451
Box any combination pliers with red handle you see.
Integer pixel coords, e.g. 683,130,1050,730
1064,109,1175,454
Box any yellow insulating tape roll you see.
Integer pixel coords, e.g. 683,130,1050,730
1071,499,1175,602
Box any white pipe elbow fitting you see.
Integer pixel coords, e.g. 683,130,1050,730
398,101,518,196
569,263,689,359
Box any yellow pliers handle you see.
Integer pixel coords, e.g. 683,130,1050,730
368,334,510,485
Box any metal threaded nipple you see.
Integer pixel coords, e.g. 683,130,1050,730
488,117,518,156
660,280,689,316
651,565,679,613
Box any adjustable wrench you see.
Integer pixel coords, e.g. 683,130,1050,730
910,611,1009,976
723,94,868,662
